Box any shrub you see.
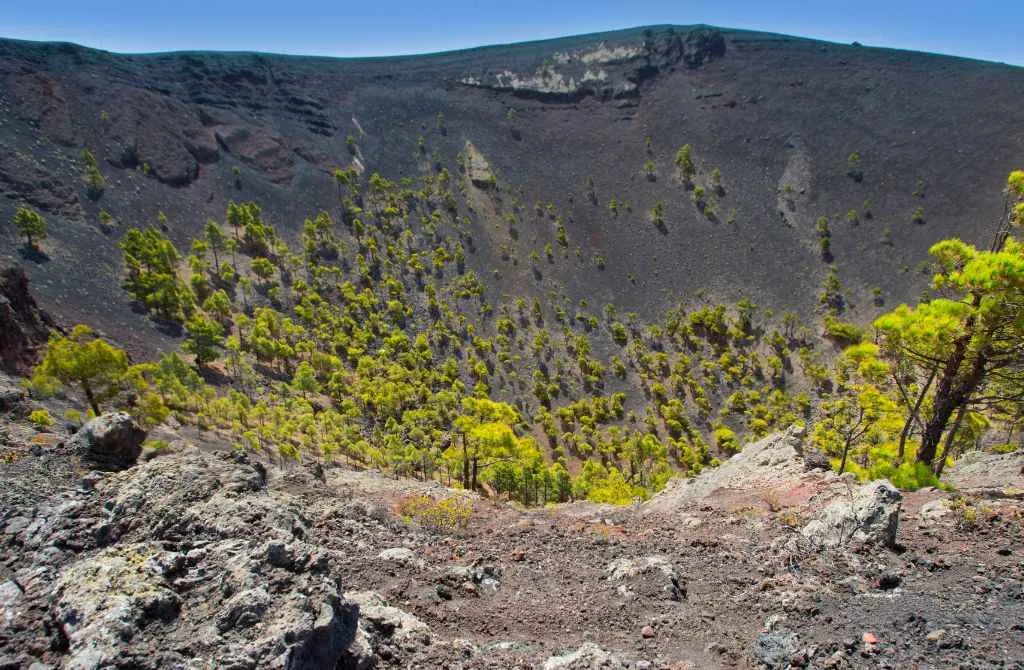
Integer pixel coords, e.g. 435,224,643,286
29,408,54,428
396,494,473,530
822,315,865,345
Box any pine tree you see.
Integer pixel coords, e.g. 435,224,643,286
12,206,46,248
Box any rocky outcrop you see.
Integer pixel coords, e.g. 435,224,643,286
645,425,845,513
0,266,54,375
464,142,496,188
944,449,1024,499
460,27,726,102
214,124,295,184
0,448,401,668
799,480,902,549
69,412,146,471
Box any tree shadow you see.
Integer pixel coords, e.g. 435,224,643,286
17,246,50,264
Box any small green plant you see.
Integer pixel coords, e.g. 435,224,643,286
949,496,993,532
29,408,54,428
822,315,865,345
675,144,695,183
846,151,863,181
396,494,472,530
912,206,926,224
643,159,656,181
649,201,665,228
81,148,106,198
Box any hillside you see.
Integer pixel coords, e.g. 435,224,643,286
1,26,1022,356
2,24,1024,669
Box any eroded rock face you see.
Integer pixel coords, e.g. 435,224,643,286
800,480,902,549
0,267,54,375
69,412,146,472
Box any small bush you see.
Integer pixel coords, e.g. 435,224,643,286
29,408,54,428
823,315,865,345
396,494,473,530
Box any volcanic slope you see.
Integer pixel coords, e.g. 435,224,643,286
1,26,1023,355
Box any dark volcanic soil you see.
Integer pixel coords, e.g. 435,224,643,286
1,26,1023,357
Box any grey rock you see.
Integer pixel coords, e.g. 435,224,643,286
918,499,950,524
345,590,430,641
377,546,425,569
265,541,296,570
803,446,832,471
217,587,271,633
542,642,627,669
945,450,1024,498
605,555,685,601
69,412,146,471
0,373,25,409
0,579,24,628
53,543,182,669
282,594,359,669
800,480,902,549
754,631,799,668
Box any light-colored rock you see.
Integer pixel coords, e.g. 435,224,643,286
54,543,181,669
605,555,684,601
542,642,626,669
800,480,902,549
646,425,825,513
345,590,429,640
945,450,1024,499
377,546,425,569
0,579,23,627
918,499,950,524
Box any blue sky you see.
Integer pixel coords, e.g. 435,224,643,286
1,0,1021,66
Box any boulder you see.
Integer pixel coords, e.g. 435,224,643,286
279,594,359,670
754,632,799,669
70,412,146,471
543,642,626,669
0,373,25,410
605,556,685,601
800,480,902,549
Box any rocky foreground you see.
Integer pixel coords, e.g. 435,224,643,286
1,401,1023,669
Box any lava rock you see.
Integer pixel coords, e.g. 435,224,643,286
0,267,54,375
754,632,799,669
69,412,147,471
800,480,902,549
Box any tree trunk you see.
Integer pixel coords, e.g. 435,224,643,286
935,404,968,477
918,346,987,468
461,435,469,490
838,438,853,474
82,382,101,415
897,368,936,461
471,457,479,492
